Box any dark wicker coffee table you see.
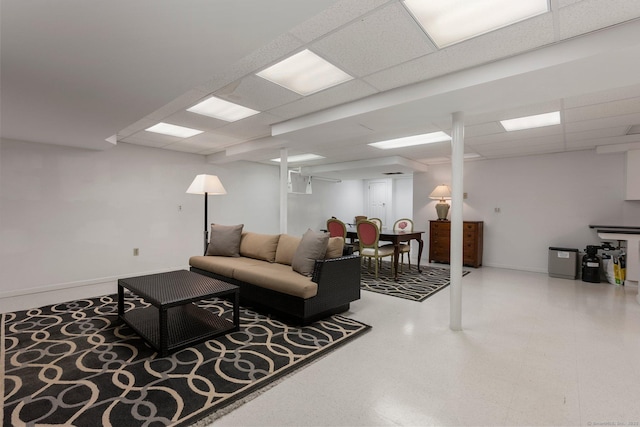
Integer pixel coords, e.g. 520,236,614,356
117,270,239,357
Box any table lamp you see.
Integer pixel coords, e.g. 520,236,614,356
429,184,451,220
187,174,227,254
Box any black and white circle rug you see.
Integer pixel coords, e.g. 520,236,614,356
360,261,470,302
2,294,370,426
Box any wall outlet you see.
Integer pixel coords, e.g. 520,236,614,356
133,248,139,256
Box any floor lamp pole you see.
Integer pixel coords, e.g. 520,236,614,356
203,192,209,255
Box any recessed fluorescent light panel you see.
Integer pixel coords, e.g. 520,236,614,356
500,111,561,131
256,49,353,96
187,96,259,122
403,0,549,48
369,132,451,150
145,122,203,138
270,154,325,163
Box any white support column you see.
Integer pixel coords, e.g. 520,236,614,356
450,112,465,331
279,148,288,234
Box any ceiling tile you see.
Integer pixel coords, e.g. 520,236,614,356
475,138,565,157
289,0,393,43
564,97,640,123
564,112,640,133
565,126,629,141
466,124,563,146
467,100,562,125
211,112,282,140
364,13,555,91
464,122,505,138
119,134,175,148
161,110,228,132
267,79,378,119
196,33,304,94
145,89,211,121
311,2,436,77
214,75,302,111
564,85,640,108
558,0,640,40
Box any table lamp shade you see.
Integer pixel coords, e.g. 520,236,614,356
429,184,451,201
186,174,227,195
429,184,451,220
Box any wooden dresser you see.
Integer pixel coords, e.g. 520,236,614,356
429,220,484,268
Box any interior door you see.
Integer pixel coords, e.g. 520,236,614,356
367,180,389,227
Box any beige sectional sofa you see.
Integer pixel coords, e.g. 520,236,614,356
189,227,361,325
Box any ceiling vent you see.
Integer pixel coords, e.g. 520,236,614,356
383,172,404,175
626,125,640,135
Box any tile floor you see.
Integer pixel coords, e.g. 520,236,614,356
212,265,640,427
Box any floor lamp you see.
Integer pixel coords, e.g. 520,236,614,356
186,174,227,254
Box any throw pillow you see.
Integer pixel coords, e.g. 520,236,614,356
239,232,281,262
292,229,329,276
324,236,344,259
206,223,244,257
275,234,302,265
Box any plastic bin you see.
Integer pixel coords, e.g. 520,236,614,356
548,247,579,279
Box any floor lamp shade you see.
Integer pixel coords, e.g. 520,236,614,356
186,174,227,254
429,184,451,220
186,174,227,195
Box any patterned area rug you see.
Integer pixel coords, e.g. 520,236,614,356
2,294,370,426
361,261,470,302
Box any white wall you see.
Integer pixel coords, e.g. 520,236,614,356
285,176,413,237
414,149,640,272
287,178,365,236
0,139,280,309
392,177,414,222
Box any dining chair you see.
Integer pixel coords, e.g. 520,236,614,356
369,217,382,229
327,217,357,254
357,220,394,278
354,215,367,225
393,218,414,271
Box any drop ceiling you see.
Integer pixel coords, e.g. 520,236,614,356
2,0,640,180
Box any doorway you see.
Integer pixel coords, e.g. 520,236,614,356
366,179,391,227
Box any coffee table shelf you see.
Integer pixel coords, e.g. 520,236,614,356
118,270,239,357
121,303,236,354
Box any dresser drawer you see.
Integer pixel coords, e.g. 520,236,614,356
430,220,483,268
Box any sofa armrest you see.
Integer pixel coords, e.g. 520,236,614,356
311,255,361,301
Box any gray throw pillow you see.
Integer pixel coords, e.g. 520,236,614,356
206,224,244,257
291,229,329,276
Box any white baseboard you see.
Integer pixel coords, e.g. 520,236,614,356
0,266,188,314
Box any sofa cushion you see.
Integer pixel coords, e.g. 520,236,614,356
325,236,344,259
206,223,243,257
275,234,301,265
291,229,329,276
233,263,318,299
239,232,280,262
190,255,262,277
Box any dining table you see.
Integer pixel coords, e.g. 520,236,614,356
346,227,425,281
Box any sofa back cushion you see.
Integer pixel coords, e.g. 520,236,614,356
291,229,329,276
325,236,345,259
206,223,244,257
239,232,280,262
275,234,302,265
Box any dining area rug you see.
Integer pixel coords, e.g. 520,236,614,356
2,294,370,426
360,261,470,302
